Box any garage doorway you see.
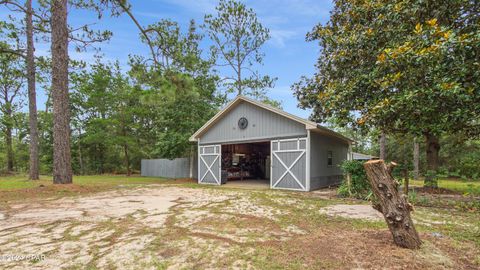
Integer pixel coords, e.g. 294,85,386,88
221,141,270,187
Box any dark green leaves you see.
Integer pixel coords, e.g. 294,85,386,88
294,0,480,138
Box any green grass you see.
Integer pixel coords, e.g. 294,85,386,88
0,174,172,190
0,174,189,203
414,206,480,247
410,178,480,195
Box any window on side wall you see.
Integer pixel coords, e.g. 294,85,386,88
327,151,333,166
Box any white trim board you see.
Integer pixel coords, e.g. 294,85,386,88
306,130,311,191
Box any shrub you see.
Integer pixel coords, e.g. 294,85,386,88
338,160,372,199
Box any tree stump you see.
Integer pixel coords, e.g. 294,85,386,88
364,160,421,249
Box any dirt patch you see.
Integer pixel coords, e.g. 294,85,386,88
0,187,187,269
414,186,461,195
310,188,338,199
258,228,478,269
191,213,303,243
168,178,197,184
319,204,384,221
3,189,179,227
0,184,108,203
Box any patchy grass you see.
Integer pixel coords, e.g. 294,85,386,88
406,178,480,211
414,207,480,247
1,178,479,269
0,174,175,190
410,178,480,196
0,174,194,203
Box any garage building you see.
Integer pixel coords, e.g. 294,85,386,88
189,96,353,191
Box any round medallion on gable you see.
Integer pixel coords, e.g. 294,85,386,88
238,117,248,130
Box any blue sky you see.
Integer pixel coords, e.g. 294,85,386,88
2,0,333,118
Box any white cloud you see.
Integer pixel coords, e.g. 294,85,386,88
268,29,298,48
253,0,331,18
160,0,217,14
269,85,294,97
282,0,331,17
135,11,171,19
267,85,312,118
260,15,289,25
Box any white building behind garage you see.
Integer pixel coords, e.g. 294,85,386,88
189,96,353,191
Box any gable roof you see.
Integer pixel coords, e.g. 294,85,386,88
189,95,353,143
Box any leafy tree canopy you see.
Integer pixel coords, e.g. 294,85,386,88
294,0,480,137
293,0,480,187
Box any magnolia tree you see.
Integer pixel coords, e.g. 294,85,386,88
293,0,480,187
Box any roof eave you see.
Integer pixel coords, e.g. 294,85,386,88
189,96,243,141
310,124,355,143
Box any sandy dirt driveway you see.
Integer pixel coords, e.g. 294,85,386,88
1,185,478,270
0,186,307,269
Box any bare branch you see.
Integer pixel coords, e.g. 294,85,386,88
0,0,49,23
113,0,159,68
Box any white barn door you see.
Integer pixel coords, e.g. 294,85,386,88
198,144,221,185
271,138,307,191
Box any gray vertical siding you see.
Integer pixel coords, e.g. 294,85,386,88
271,139,307,190
199,101,307,144
141,158,191,178
309,132,349,190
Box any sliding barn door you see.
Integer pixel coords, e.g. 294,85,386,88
271,138,307,191
198,144,221,185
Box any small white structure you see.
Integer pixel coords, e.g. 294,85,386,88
352,152,377,161
189,96,353,191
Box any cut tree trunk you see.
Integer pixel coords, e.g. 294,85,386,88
364,160,421,249
425,133,440,188
413,138,419,180
26,0,40,180
51,0,72,184
379,131,386,160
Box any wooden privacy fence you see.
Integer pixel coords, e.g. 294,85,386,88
141,157,197,179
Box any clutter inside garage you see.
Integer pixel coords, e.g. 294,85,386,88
221,142,270,182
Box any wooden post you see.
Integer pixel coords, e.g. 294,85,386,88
364,160,421,249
